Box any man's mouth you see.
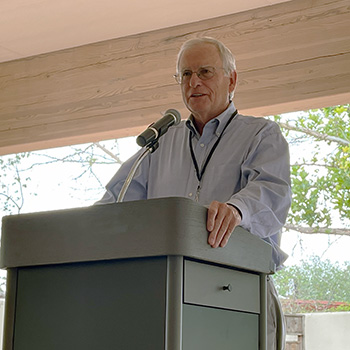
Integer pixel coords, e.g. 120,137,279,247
190,93,205,98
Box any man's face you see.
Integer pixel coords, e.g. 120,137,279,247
178,43,236,126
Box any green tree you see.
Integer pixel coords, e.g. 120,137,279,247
274,255,350,313
272,104,350,236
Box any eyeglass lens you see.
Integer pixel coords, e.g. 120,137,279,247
177,66,216,84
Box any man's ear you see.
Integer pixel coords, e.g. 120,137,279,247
229,70,237,94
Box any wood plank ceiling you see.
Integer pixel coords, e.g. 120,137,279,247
0,0,349,155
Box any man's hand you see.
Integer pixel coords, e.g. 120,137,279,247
207,200,242,248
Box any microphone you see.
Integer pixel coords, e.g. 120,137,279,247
136,109,181,147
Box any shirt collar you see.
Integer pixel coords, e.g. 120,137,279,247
185,102,237,136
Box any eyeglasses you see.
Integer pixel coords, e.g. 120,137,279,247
173,66,224,84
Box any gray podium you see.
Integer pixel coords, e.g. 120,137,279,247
0,197,275,350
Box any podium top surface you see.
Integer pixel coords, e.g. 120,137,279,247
1,197,275,273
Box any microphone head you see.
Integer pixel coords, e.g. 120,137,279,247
136,109,182,148
165,109,181,125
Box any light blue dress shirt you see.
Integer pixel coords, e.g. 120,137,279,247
96,103,291,267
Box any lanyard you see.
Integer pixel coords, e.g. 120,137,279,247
189,110,238,183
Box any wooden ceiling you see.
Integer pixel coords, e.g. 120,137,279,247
0,0,349,155
0,0,290,63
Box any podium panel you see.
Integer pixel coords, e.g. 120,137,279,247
183,304,258,350
13,257,167,350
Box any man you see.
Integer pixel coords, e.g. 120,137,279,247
97,37,291,349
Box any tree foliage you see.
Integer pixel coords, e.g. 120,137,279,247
0,141,123,218
0,153,33,214
274,255,350,313
272,104,350,236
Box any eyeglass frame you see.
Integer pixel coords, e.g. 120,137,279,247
173,66,226,85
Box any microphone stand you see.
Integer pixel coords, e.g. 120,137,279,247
117,140,159,203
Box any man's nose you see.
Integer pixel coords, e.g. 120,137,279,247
189,73,202,87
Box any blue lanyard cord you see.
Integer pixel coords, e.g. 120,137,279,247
189,110,238,182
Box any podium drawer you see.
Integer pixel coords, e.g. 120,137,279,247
184,260,260,313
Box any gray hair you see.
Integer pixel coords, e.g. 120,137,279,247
176,37,236,76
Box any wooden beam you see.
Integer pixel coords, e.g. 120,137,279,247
0,0,349,155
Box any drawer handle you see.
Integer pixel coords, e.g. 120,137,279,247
222,284,232,292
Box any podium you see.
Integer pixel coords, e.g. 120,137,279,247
0,197,275,350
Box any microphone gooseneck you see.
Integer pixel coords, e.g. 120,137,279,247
118,109,181,202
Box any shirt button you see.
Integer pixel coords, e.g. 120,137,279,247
188,193,193,197
200,143,205,147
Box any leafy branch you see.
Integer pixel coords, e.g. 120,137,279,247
94,142,123,163
284,224,350,236
0,141,124,217
278,122,349,146
274,105,350,235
